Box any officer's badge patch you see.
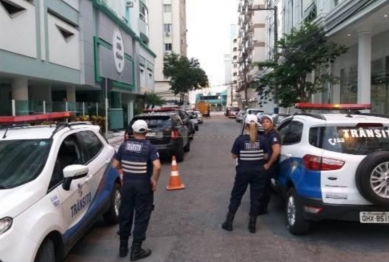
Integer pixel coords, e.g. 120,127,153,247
126,142,142,153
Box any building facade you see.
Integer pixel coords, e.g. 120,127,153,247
224,54,232,107
0,0,155,128
195,90,227,111
236,0,270,110
231,34,239,107
265,0,389,114
148,0,188,105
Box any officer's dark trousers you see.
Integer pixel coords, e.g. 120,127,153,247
260,165,278,211
228,166,266,216
119,180,154,242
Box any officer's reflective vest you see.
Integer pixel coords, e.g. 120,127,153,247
240,140,265,161
121,139,151,180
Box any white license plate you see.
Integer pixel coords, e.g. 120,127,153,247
146,132,156,137
360,212,389,223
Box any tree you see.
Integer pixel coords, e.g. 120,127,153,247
254,22,348,108
163,53,209,103
144,92,165,109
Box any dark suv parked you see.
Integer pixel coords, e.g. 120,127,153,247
125,112,190,162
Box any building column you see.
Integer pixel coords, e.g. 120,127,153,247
66,86,76,102
128,100,134,124
12,78,29,115
357,30,372,111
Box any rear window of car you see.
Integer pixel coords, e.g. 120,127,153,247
309,125,389,155
130,116,172,129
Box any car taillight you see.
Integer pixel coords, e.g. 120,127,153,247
171,130,179,139
303,154,344,171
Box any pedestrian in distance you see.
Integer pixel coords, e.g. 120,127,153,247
258,114,281,215
112,119,161,261
222,114,270,233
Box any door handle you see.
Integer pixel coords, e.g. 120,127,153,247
284,153,292,158
85,176,92,182
106,158,111,164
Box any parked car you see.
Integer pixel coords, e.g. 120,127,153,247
228,107,240,118
125,112,190,162
185,110,200,131
272,113,291,126
194,110,203,124
236,111,245,123
144,107,195,140
0,122,121,262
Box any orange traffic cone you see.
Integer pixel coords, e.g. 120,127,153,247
166,156,185,191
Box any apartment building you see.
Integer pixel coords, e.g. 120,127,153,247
0,0,156,126
236,0,269,110
231,35,239,107
266,0,389,114
148,0,188,105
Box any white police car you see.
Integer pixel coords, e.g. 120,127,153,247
273,103,389,235
0,122,121,262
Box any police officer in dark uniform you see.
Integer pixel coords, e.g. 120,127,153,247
258,114,281,215
112,119,161,261
222,114,269,233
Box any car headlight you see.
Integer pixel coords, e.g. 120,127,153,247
0,217,13,235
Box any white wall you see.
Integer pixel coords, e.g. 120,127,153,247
148,1,164,81
62,0,79,11
48,14,80,70
0,0,36,58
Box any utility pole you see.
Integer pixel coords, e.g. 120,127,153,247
248,4,278,113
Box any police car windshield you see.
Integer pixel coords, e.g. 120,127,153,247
0,139,52,189
309,125,389,155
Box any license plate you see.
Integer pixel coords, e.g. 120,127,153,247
146,132,156,137
360,212,389,223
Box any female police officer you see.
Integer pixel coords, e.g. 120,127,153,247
222,114,269,233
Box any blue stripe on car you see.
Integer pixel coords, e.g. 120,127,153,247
278,157,322,199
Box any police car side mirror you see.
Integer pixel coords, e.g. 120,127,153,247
62,165,89,191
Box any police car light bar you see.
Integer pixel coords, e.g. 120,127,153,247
295,103,371,110
0,112,73,124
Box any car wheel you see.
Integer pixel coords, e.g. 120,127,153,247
195,125,199,131
176,141,185,162
34,238,55,262
356,151,389,205
286,188,311,235
103,183,121,225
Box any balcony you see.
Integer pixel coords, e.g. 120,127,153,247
138,18,149,44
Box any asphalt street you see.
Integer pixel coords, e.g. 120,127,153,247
65,115,389,262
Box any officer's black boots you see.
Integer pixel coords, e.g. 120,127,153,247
222,212,235,231
248,216,257,233
130,242,152,261
119,239,129,257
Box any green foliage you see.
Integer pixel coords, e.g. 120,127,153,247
163,53,209,100
144,92,165,109
253,22,348,108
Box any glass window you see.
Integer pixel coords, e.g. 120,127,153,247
283,121,303,145
77,131,103,162
164,43,172,51
0,139,52,189
164,23,172,33
312,125,389,155
164,4,171,12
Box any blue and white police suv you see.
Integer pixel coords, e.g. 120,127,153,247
0,122,121,262
272,103,389,235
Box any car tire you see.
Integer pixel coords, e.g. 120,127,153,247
176,141,185,162
356,151,389,205
34,238,55,262
103,183,121,225
184,139,191,152
195,125,199,131
286,188,311,235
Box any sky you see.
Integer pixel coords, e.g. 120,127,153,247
186,0,238,102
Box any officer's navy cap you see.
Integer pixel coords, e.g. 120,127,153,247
132,120,150,133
